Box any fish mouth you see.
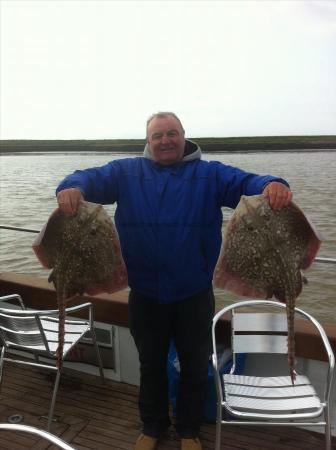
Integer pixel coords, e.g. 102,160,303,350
241,195,263,211
233,195,265,225
237,195,253,215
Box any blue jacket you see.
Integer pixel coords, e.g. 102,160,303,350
56,140,289,303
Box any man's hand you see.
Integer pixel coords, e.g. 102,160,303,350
262,182,292,211
56,188,84,215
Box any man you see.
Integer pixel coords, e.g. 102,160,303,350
56,112,292,450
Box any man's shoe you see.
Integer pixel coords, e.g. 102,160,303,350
134,434,158,450
181,438,202,450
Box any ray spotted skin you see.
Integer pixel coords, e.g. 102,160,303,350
213,195,321,382
33,202,128,368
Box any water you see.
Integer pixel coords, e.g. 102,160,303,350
0,151,335,323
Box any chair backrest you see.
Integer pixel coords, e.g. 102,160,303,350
0,302,93,358
231,311,288,355
0,311,50,353
212,299,335,376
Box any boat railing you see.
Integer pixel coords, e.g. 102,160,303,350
314,256,336,265
0,225,40,233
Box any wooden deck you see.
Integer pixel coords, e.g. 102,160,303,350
0,362,334,450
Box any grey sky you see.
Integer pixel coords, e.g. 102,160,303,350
1,0,335,139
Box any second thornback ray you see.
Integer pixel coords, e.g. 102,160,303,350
213,194,322,384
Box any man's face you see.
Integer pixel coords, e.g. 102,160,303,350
147,116,185,166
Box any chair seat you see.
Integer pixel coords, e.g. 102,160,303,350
223,373,323,416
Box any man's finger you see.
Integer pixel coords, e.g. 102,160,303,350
57,188,83,215
263,182,292,211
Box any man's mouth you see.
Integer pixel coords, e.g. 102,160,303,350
160,147,175,152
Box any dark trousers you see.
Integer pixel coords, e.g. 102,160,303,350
128,288,215,439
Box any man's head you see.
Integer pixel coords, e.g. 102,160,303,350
146,112,186,166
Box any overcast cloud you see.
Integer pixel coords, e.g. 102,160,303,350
1,0,335,139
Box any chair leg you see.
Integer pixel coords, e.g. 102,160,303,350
91,329,104,381
325,405,331,450
0,347,5,393
215,407,222,450
47,370,61,431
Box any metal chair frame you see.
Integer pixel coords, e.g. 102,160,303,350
212,299,335,450
0,294,104,430
0,423,76,449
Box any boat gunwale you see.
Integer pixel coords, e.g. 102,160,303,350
0,272,335,363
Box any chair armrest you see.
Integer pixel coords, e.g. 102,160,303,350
295,307,335,396
0,424,75,450
40,302,93,326
34,302,93,316
0,294,25,309
32,303,93,326
212,353,224,404
64,302,92,314
0,302,92,317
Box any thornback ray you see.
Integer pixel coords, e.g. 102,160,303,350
213,194,322,384
33,201,128,368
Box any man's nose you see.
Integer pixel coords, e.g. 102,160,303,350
161,134,169,144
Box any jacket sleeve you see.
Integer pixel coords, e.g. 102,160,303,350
215,162,290,209
55,161,119,204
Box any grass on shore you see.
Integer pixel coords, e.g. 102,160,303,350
1,135,336,153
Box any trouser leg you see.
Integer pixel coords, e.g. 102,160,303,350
174,288,215,438
129,290,172,438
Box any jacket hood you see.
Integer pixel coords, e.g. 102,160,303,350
143,139,201,163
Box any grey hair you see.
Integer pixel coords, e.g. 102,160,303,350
146,112,185,137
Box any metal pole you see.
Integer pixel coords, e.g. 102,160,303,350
0,225,40,233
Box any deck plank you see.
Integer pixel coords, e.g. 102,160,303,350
0,362,335,450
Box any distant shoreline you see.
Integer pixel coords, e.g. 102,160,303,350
1,136,336,153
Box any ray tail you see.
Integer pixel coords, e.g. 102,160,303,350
56,289,66,370
286,294,296,384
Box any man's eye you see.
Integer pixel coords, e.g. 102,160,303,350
152,134,162,140
167,131,178,137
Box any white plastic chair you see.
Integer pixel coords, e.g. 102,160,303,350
0,294,104,430
211,300,335,450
